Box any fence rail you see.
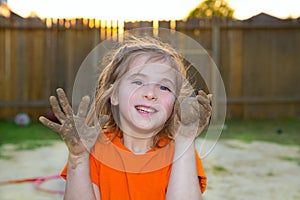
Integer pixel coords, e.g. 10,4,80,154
1,17,300,119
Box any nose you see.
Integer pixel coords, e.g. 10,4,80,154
142,84,157,100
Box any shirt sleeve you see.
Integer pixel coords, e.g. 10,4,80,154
59,153,100,187
195,150,207,193
89,153,100,186
60,163,67,180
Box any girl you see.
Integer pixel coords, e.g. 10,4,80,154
39,35,212,200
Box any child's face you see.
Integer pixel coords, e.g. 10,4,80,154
111,56,178,138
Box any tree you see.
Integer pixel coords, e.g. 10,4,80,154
187,0,234,19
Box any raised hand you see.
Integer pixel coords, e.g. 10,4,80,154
176,90,212,138
39,88,108,157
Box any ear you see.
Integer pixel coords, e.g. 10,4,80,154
110,84,119,106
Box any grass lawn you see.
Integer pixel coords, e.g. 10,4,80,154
221,118,300,146
0,119,61,151
0,118,299,151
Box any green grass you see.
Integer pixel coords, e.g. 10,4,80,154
211,165,228,175
279,156,298,162
266,171,275,177
0,118,299,151
0,119,61,148
220,118,300,146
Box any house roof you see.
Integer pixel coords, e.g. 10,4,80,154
0,3,23,20
243,12,283,24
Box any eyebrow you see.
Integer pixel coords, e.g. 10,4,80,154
127,72,147,81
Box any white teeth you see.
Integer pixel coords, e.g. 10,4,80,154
136,106,155,113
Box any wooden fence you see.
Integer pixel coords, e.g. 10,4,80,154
0,17,300,119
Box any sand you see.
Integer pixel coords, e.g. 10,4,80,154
0,139,299,200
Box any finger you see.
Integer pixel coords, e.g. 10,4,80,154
197,91,210,102
99,115,109,127
198,90,212,105
207,94,212,101
39,116,61,133
49,96,66,122
198,90,209,99
77,96,90,118
94,114,109,129
56,88,73,117
196,95,211,111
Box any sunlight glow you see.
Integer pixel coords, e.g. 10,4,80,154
6,0,300,21
228,0,300,19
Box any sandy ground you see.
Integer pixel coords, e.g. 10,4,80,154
0,140,299,200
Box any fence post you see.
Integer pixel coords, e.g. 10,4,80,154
211,22,220,120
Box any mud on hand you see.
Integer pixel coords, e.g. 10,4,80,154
39,88,108,157
176,90,212,137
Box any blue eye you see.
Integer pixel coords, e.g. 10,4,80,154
132,80,143,86
160,85,171,92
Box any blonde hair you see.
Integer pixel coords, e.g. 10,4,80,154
90,35,188,148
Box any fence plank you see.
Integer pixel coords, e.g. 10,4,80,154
0,18,299,119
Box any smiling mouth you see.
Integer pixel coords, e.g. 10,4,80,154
135,105,157,114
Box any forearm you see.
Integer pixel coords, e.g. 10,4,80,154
64,153,98,200
166,142,203,200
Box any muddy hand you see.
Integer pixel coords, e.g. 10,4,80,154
39,88,108,156
177,90,212,137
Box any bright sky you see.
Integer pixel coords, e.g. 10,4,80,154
6,0,300,21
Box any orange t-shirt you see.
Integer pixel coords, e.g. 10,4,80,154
61,134,207,199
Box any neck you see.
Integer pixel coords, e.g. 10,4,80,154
122,133,154,155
